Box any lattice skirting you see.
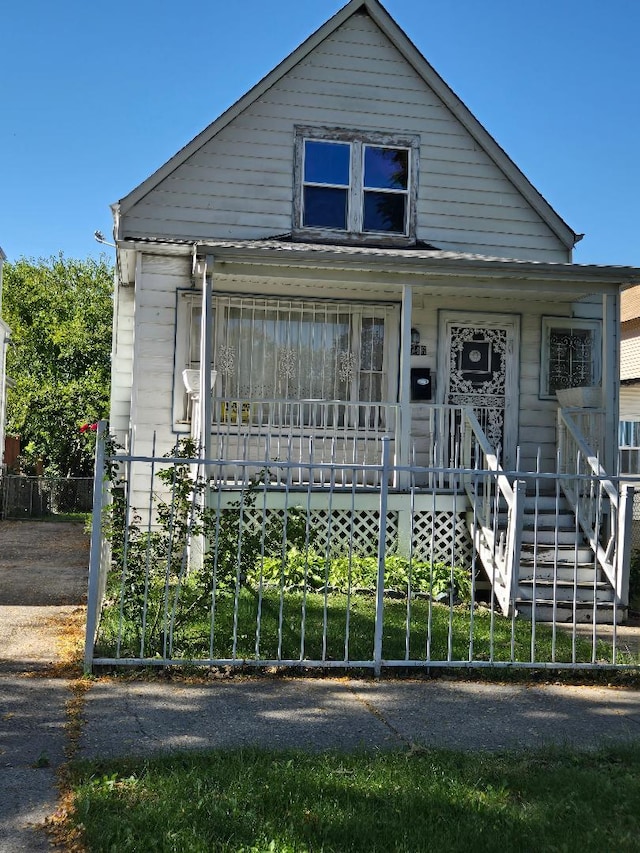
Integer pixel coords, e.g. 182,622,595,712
237,508,472,568
410,511,473,567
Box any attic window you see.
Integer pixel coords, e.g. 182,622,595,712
294,127,418,243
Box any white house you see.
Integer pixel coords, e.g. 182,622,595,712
108,0,640,620
0,246,11,469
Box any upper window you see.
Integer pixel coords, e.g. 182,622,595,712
540,317,601,400
294,127,418,243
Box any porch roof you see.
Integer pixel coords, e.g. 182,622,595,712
118,235,640,294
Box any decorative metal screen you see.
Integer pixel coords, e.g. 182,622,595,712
446,326,508,451
548,327,593,393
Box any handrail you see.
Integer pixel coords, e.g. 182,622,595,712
461,407,522,616
462,408,514,504
559,408,617,505
557,406,633,605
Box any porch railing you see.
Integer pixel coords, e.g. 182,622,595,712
461,408,526,615
205,398,503,489
557,408,634,605
206,396,400,487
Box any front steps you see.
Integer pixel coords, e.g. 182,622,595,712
468,492,624,624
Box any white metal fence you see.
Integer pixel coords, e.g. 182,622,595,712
84,425,639,674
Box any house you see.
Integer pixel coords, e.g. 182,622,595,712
108,0,640,622
0,246,11,469
619,285,640,480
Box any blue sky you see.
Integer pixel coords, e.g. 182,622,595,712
1,0,638,266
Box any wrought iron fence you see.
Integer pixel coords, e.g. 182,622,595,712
84,427,638,675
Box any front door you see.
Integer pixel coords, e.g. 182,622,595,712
438,312,520,468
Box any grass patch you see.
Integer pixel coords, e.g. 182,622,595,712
68,743,640,852
96,589,631,666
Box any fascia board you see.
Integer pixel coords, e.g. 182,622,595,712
116,238,640,288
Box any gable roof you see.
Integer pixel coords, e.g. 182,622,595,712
116,0,578,250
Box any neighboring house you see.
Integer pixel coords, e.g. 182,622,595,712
619,285,640,472
109,0,640,619
0,246,11,469
620,284,640,421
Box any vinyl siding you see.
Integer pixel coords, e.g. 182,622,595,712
128,255,190,464
121,13,569,263
621,318,640,381
109,284,135,444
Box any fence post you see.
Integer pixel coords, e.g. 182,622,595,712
505,479,526,615
373,436,391,677
616,483,634,606
84,421,108,674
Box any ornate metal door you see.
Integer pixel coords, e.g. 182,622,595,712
438,313,520,467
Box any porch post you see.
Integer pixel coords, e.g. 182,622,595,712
398,284,413,488
602,291,619,475
199,254,215,463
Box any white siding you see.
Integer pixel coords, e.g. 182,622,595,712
121,14,568,263
109,284,135,444
620,385,640,421
129,255,190,463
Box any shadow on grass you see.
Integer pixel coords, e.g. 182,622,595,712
69,744,640,852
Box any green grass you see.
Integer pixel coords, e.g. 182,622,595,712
68,743,640,852
96,588,630,666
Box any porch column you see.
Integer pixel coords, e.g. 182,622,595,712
602,291,619,474
397,284,413,488
199,254,215,463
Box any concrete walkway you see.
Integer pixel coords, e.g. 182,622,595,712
4,674,640,852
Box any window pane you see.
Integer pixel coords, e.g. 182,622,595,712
304,140,350,185
363,191,406,233
364,147,408,190
360,317,385,371
304,186,348,230
548,327,593,393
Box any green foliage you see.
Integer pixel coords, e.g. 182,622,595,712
3,253,113,476
254,550,471,602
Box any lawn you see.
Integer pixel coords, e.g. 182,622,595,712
67,743,640,852
95,588,631,667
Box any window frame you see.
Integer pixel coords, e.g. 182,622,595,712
173,291,399,430
293,126,419,245
539,316,602,401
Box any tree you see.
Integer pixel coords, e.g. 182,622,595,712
3,254,113,477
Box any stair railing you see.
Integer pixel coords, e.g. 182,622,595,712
557,407,634,606
461,408,526,616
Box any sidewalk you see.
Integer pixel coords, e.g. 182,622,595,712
3,674,640,852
